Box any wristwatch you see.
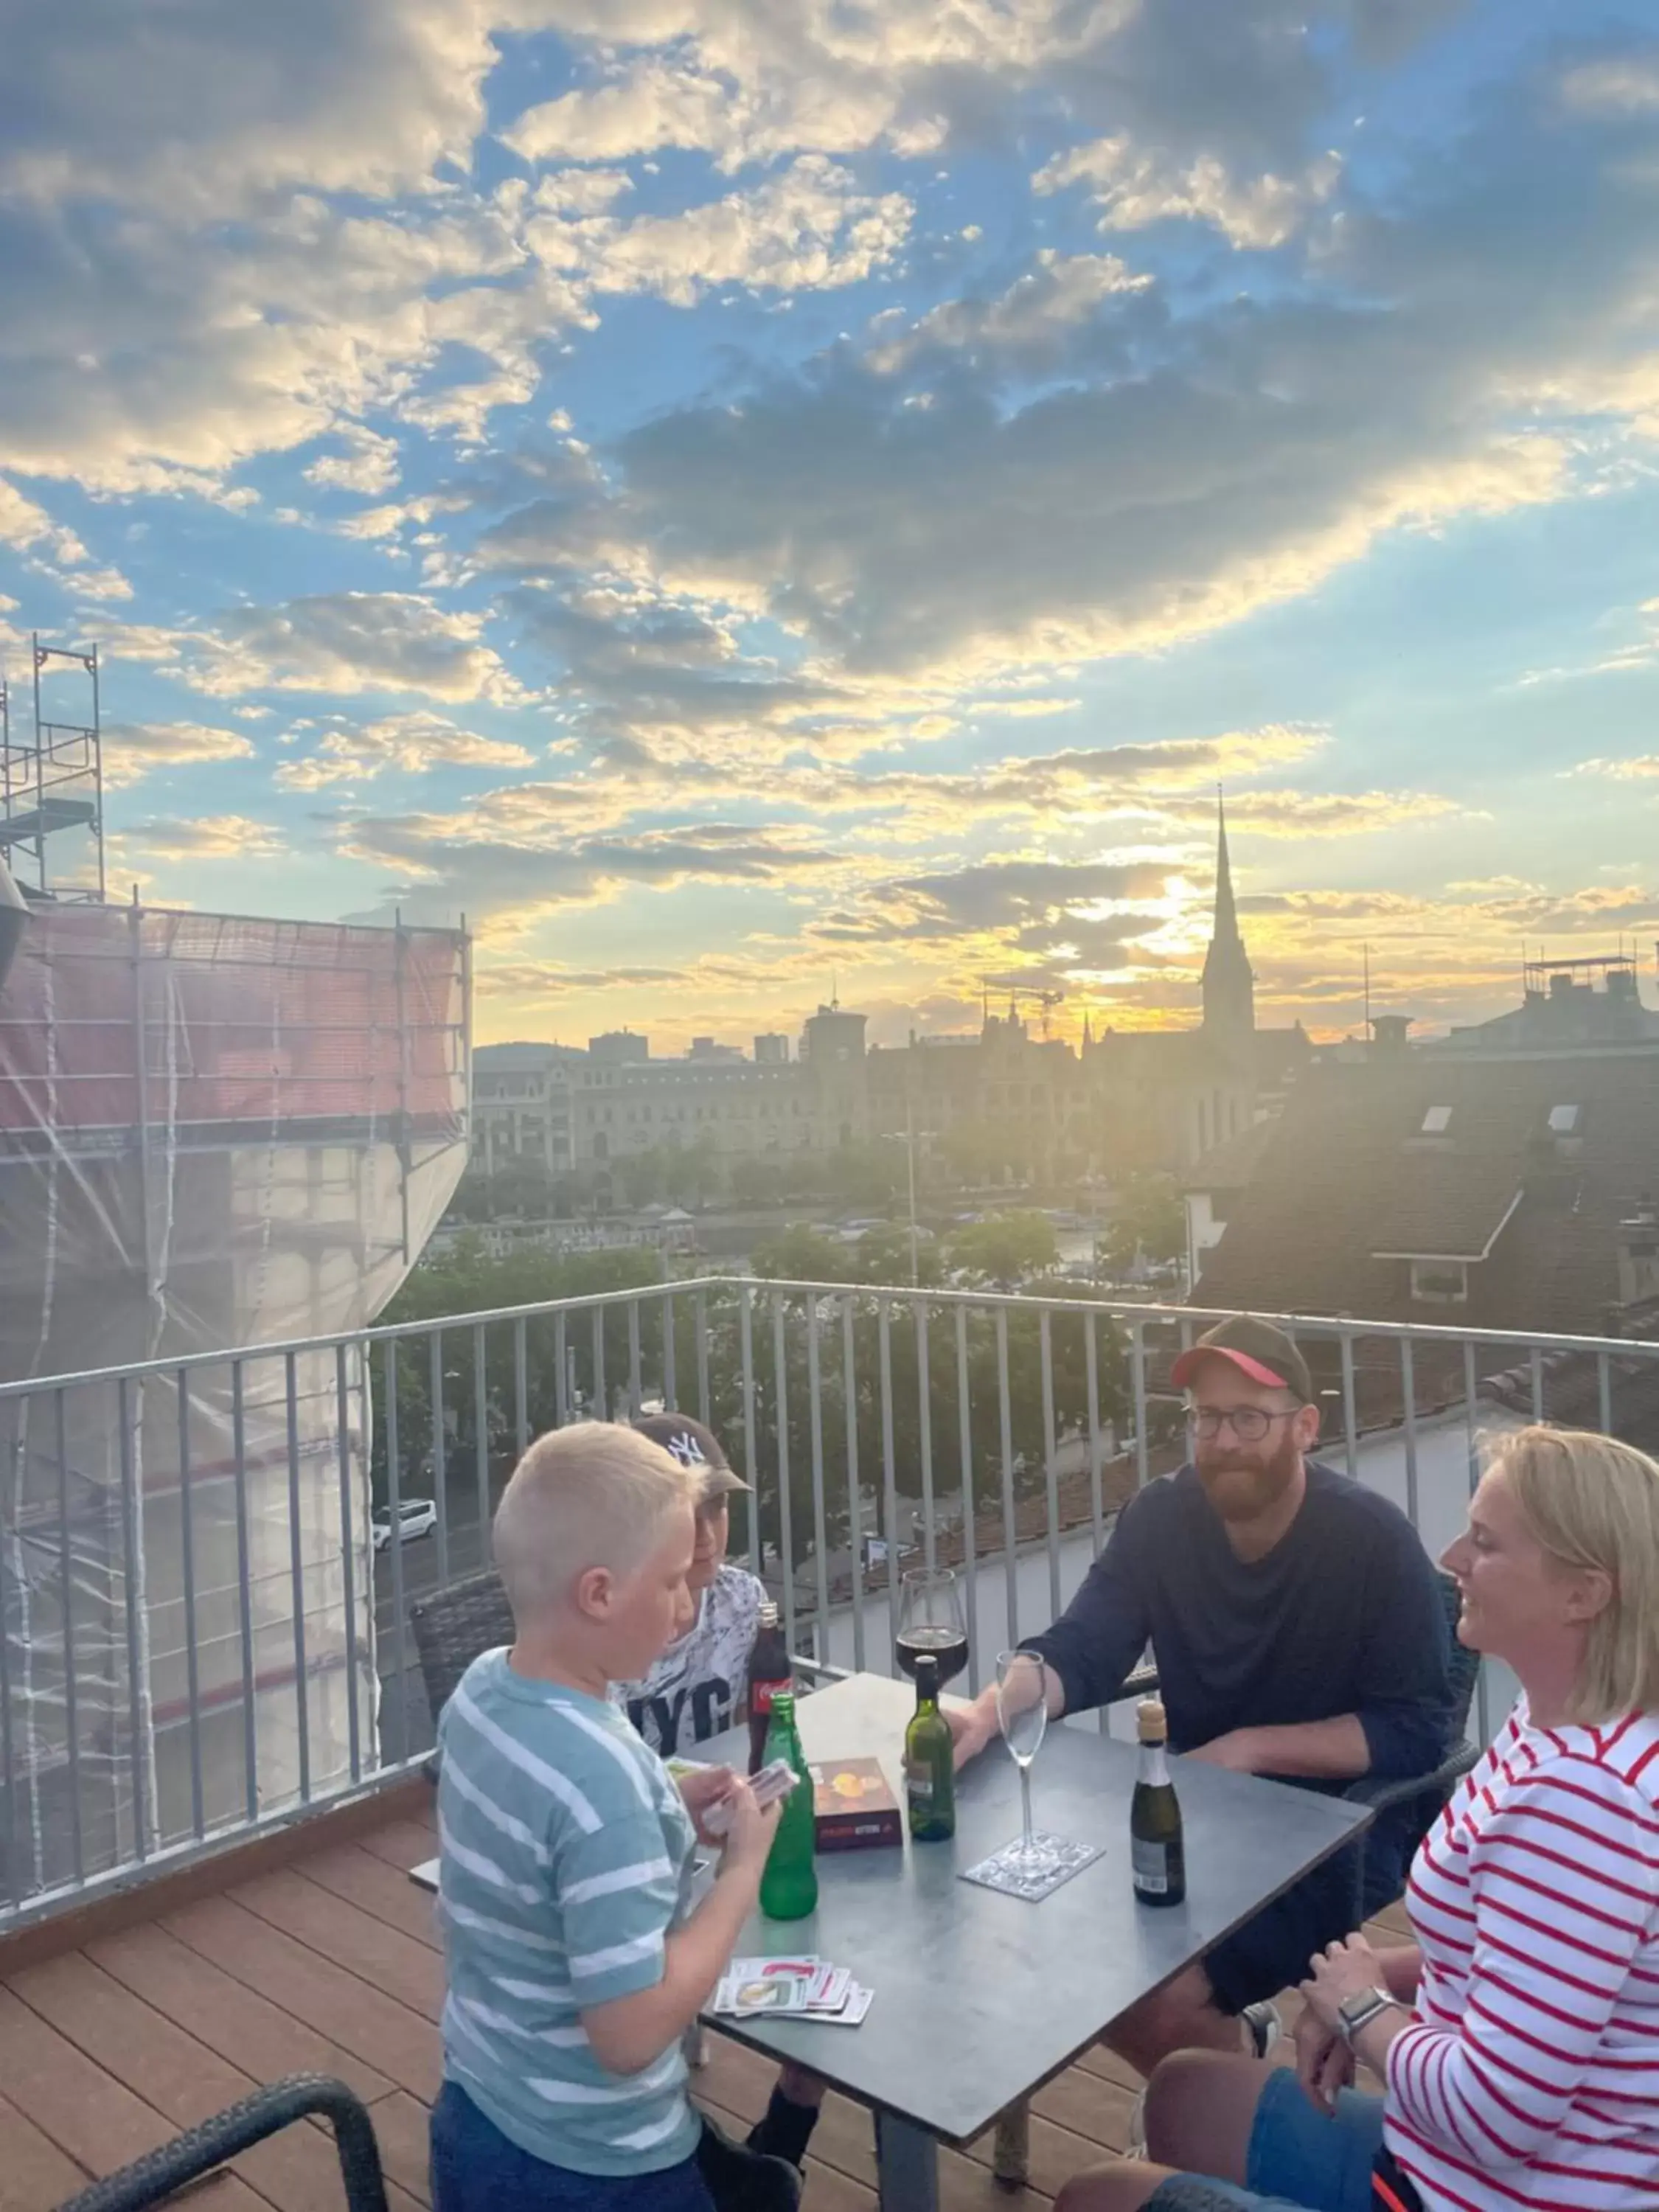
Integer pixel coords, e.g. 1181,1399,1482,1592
1337,1986,1399,2045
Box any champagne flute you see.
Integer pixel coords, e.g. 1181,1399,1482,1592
896,1568,969,1687
995,1650,1057,1872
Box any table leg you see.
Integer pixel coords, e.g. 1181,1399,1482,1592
874,2110,939,2212
992,2103,1031,2188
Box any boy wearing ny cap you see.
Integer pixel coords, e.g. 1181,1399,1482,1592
613,1413,764,1759
947,1315,1452,2081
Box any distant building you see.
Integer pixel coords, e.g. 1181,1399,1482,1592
589,1029,650,1065
1430,953,1659,1056
1081,798,1310,1171
754,1033,790,1065
472,1041,586,1175
1182,1116,1278,1289
1192,1046,1659,1337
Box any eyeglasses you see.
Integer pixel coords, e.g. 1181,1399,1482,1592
1189,1405,1301,1443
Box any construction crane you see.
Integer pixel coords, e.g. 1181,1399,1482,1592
980,978,1065,1037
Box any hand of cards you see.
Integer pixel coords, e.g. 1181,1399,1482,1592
695,1756,799,1837
712,1956,874,2027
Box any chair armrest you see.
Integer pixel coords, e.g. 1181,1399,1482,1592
1121,1663,1160,1702
1343,1739,1478,1820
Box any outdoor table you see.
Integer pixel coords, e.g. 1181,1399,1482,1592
698,1671,1371,2212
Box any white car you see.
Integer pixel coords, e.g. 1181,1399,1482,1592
372,1498,437,1551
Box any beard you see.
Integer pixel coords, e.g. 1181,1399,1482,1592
1194,1425,1302,1521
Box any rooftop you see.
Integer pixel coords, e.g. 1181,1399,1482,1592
0,1733,1408,2212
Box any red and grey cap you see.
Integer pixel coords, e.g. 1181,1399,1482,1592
1169,1316,1313,1405
631,1412,751,1498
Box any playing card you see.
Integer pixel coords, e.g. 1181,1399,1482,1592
809,1984,873,2026
731,1973,813,2014
807,1966,851,2011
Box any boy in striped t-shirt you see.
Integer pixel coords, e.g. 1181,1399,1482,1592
431,1425,782,2212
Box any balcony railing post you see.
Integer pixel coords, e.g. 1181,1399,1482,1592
472,1323,489,1537
739,1290,759,1579
771,1295,797,1658
956,1304,978,1698
1462,1337,1489,1745
55,1387,83,1882
178,1368,206,1840
513,1318,529,1461
286,1352,310,1803
1040,1310,1060,1620
554,1312,568,1429
1339,1332,1360,1478
1131,1320,1150,1490
1400,1338,1419,1531
695,1293,710,1427
841,1297,865,1674
0,1427,14,1902
996,1304,1018,1647
432,1331,451,1593
879,1298,900,1660
663,1292,678,1413
806,1296,829,1667
335,1345,361,1787
116,1375,149,1865
381,1338,406,1773
627,1300,643,1417
915,1300,936,1577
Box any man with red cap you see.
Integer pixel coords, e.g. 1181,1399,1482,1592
947,1315,1452,2081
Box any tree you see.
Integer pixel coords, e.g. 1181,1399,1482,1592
616,1148,667,1209
856,1222,943,1288
945,1210,1059,1289
751,1225,858,1283
730,1157,787,1208
1103,1172,1184,1271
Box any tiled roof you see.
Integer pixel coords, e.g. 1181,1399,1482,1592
1193,1049,1659,1335
1182,1116,1277,1192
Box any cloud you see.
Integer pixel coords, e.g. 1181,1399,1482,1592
100,721,259,789
103,594,518,702
1571,754,1659,782
0,478,89,563
118,813,285,860
866,251,1152,375
1035,139,1342,249
338,812,850,933
525,157,912,308
274,711,536,790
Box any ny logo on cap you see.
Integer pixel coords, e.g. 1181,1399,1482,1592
663,1431,709,1468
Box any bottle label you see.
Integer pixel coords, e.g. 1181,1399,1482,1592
905,1761,933,1806
1132,1838,1171,1896
751,1677,790,1716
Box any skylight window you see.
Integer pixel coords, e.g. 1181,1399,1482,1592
1420,1105,1453,1135
1548,1104,1581,1135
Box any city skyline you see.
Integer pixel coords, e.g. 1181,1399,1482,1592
2,3,1658,1052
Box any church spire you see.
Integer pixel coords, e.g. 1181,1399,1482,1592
1201,785,1255,1044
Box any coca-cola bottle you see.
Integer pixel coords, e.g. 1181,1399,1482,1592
746,1601,791,1775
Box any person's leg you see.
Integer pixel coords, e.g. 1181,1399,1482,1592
743,2062,825,2168
1102,1961,1244,2078
1054,2161,1185,2212
1142,2054,1275,2185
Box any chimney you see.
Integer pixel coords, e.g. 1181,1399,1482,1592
1617,1198,1659,1308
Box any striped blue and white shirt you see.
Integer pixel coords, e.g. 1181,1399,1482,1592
436,1649,701,2176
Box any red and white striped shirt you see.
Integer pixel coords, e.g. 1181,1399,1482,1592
1385,1699,1659,2211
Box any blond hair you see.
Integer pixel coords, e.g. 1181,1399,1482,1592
1495,1424,1659,1722
492,1423,700,1626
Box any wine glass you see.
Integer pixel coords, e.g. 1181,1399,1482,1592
896,1568,968,1688
995,1650,1057,1873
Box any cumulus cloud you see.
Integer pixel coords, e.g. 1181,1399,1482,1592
866,251,1152,375
100,721,259,789
102,594,519,703
1035,139,1342,249
118,813,286,860
275,711,536,789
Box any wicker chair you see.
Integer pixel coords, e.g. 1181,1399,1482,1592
55,2074,388,2212
411,1568,516,1727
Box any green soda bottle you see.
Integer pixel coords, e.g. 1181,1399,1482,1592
904,1652,956,1841
757,1691,818,1921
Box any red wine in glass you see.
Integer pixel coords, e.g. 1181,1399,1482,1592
896,1568,968,1688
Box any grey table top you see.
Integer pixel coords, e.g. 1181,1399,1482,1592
697,1672,1371,2145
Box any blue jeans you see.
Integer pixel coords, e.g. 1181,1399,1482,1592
431,2082,714,2212
1155,2069,1385,2212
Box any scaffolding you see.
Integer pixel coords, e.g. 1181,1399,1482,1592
0,638,104,905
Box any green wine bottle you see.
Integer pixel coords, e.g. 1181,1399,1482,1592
1130,1696,1185,1907
904,1652,956,1841
758,1691,818,1921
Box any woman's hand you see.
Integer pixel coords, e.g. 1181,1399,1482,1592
1299,1933,1386,2036
1294,2000,1355,2115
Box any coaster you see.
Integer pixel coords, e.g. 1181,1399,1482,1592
959,1833,1104,1902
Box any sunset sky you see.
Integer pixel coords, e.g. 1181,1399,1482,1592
3,1,1658,1049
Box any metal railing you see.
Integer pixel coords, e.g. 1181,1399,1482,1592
2,1273,1655,1931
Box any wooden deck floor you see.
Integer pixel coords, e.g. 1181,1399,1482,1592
0,1795,1409,2212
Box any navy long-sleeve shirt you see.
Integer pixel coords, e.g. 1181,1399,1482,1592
1024,1460,1453,1893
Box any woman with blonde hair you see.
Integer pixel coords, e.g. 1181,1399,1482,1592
1057,1425,1659,2212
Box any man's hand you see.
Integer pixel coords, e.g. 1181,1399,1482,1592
1183,1728,1262,1773
1294,1999,1354,2115
675,1763,739,1848
1299,1933,1385,2037
944,1691,999,1772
